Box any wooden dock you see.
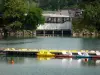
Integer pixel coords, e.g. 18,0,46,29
0,48,97,56
3,48,90,53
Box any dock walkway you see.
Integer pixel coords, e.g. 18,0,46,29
1,48,97,55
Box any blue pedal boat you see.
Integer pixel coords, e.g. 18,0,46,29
75,55,92,58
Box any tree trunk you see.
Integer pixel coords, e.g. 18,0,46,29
3,28,8,38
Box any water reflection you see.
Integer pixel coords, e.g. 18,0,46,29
81,59,96,66
0,56,25,64
37,56,54,61
8,58,15,64
0,56,99,67
0,56,100,75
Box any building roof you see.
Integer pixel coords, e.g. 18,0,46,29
42,14,70,17
43,10,70,17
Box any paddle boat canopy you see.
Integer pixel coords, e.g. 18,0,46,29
55,51,74,58
75,52,92,58
37,50,55,57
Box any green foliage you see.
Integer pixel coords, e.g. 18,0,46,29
72,18,96,32
0,0,44,38
38,0,79,10
0,0,44,31
73,0,100,32
4,0,27,18
1,0,27,30
0,0,4,12
83,2,100,31
23,6,44,30
9,21,22,30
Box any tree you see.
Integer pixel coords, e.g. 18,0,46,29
37,0,81,10
23,6,44,30
73,0,100,33
1,0,28,37
37,0,68,10
0,0,4,12
0,0,44,38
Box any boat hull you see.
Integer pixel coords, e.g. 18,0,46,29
75,55,92,58
55,55,92,59
92,56,100,59
37,54,55,57
55,55,74,58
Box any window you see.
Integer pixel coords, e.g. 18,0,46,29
45,17,71,23
64,17,70,22
46,17,52,23
57,17,62,23
53,17,57,23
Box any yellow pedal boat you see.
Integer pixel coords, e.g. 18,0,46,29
37,51,55,57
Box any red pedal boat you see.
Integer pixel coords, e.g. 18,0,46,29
92,52,100,59
55,51,74,58
55,55,74,58
92,56,100,59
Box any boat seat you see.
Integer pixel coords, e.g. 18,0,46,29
96,52,100,55
69,52,72,56
78,52,82,55
83,52,89,56
62,51,67,55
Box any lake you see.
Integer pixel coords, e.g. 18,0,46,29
0,37,100,50
0,37,100,75
0,56,100,75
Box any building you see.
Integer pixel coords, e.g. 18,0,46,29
36,10,72,36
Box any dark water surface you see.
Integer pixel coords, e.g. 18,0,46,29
0,37,100,50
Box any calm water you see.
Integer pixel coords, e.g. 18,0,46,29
0,56,100,75
0,37,100,50
0,37,100,75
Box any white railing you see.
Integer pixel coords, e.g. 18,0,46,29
37,22,72,30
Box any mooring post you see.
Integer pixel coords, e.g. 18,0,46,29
43,30,45,36
53,30,54,37
34,30,36,36
62,30,63,37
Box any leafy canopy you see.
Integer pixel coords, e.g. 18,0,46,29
1,0,44,31
73,0,100,32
